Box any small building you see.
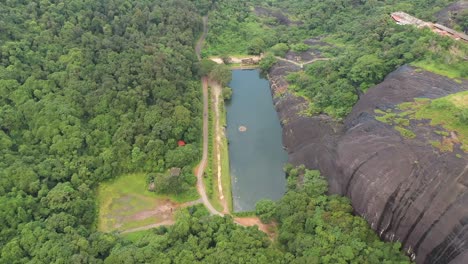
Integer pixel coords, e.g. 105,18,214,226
178,140,186,147
170,167,181,177
390,11,468,43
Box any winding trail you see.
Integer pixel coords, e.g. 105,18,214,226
195,16,224,216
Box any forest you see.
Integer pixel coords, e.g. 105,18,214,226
0,0,204,261
0,0,458,262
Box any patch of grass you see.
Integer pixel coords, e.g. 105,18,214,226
374,109,386,115
430,139,453,152
220,100,233,213
394,126,416,139
97,173,155,232
395,117,410,127
207,87,232,213
412,91,468,151
122,230,149,242
411,60,468,79
376,91,468,153
374,111,398,124
120,217,162,231
435,130,450,136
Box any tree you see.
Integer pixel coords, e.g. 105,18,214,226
165,144,199,168
259,54,277,72
209,64,232,86
222,87,232,100
255,199,276,223
348,54,386,90
198,59,217,77
248,37,266,55
270,43,289,57
290,43,309,53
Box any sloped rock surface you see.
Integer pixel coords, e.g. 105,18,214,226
271,64,468,263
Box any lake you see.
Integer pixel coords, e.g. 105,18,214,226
226,69,287,212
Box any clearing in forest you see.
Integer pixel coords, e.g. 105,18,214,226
97,173,199,233
234,217,278,240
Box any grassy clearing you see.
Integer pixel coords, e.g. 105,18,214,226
97,173,198,233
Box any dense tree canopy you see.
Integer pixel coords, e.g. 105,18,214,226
0,0,205,261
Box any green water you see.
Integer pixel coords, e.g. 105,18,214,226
226,69,287,212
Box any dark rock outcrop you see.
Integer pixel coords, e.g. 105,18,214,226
270,64,468,263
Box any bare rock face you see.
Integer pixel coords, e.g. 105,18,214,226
270,64,468,263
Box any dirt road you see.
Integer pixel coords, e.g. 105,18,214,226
195,16,224,217
195,16,208,61
197,77,223,216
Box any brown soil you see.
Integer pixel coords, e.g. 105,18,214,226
131,200,176,221
234,217,277,239
117,198,202,233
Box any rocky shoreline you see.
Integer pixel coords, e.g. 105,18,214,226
268,60,468,263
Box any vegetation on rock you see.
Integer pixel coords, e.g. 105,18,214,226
374,91,468,152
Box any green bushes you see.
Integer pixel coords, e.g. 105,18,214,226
270,43,289,57
259,54,278,72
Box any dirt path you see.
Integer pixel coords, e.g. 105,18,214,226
209,55,329,69
195,16,208,61
195,16,224,217
210,55,262,64
274,56,331,68
210,80,229,214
